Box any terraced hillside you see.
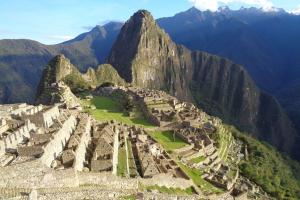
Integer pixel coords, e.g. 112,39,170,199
78,86,300,199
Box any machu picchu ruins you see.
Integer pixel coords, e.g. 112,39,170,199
0,82,274,200
2,3,300,200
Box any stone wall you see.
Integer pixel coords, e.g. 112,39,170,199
24,106,60,128
40,115,77,167
11,104,32,117
1,120,37,154
0,118,9,134
0,140,5,156
112,128,119,175
174,144,194,154
25,105,43,116
73,116,91,171
138,174,193,190
138,99,161,126
77,172,138,190
42,106,60,128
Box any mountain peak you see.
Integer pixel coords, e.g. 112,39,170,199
186,6,201,13
133,9,153,19
127,9,156,27
107,9,171,84
45,54,77,83
52,54,66,62
126,10,155,29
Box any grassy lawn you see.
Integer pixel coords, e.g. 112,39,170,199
117,147,127,177
82,96,155,128
143,185,196,195
119,194,136,200
217,126,232,161
148,131,188,151
178,163,223,194
126,138,137,177
189,156,206,164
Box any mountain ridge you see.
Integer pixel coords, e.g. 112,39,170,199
156,6,300,143
0,22,122,103
107,10,299,160
2,8,300,161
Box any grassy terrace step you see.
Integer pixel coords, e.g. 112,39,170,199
177,163,223,194
141,184,196,195
189,156,206,164
126,138,137,177
148,131,188,152
119,194,136,200
117,147,127,177
147,131,222,194
217,126,232,161
82,96,155,128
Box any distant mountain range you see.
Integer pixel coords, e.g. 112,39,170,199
1,7,300,160
0,22,122,102
34,10,300,162
157,7,300,131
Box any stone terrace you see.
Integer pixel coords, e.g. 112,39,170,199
0,87,271,199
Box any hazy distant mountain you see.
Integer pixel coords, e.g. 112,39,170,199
107,10,300,160
0,22,122,103
157,7,300,131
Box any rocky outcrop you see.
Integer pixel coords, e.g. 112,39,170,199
36,54,126,107
82,64,126,88
0,22,122,103
107,10,299,158
35,54,84,106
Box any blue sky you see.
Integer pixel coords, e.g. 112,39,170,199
0,0,299,44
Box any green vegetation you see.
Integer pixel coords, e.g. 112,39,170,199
143,185,196,195
117,147,127,177
189,156,206,164
126,138,137,176
148,131,188,151
93,64,126,86
119,194,136,200
82,96,155,128
63,72,89,93
177,163,223,194
229,126,300,200
216,127,232,161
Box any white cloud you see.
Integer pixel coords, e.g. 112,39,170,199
189,0,274,11
291,4,300,15
47,35,74,40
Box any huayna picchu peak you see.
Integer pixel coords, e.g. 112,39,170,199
1,6,300,200
108,10,300,161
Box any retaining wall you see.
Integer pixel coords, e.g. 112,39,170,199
73,116,91,171
139,173,194,190
1,120,37,156
77,172,138,190
112,129,119,175
0,141,5,156
40,115,77,167
43,106,60,128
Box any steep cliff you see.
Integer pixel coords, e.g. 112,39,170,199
35,54,86,105
82,64,126,88
107,10,299,158
36,54,126,105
